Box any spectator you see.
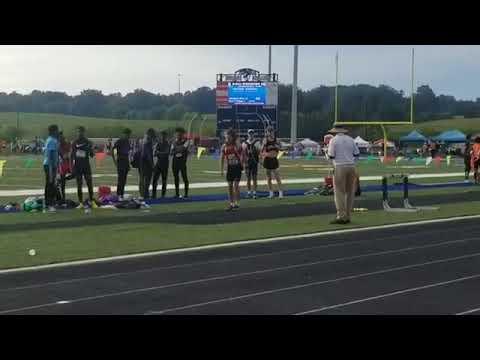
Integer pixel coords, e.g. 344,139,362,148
327,125,360,225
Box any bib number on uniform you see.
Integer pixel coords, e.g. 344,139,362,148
76,150,86,158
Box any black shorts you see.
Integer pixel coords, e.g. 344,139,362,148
74,164,92,178
227,164,242,182
263,157,279,170
246,161,258,179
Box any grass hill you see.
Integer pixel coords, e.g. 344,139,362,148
0,112,217,140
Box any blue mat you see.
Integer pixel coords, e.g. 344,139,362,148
0,181,475,213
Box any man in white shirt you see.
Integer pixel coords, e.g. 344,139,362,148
327,126,360,224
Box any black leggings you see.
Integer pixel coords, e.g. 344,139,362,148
117,167,129,197
141,165,154,199
173,162,189,197
43,165,57,207
75,169,94,204
152,163,169,198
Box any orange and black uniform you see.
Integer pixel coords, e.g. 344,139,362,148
223,143,243,182
471,143,480,181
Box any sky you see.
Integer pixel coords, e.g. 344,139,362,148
0,45,478,100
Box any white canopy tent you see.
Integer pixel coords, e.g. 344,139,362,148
354,136,370,148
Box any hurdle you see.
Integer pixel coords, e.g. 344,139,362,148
382,176,418,212
402,176,439,211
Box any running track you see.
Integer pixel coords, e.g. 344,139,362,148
1,218,480,315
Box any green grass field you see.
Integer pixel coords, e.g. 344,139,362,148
1,188,480,270
0,112,217,140
0,151,475,270
0,112,477,270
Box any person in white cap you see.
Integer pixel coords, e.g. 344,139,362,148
326,125,360,224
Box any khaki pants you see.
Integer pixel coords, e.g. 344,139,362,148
333,165,357,221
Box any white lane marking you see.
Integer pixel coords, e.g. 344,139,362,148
0,240,470,314
3,214,480,275
147,252,480,315
2,226,470,293
1,241,478,315
0,172,466,197
55,301,71,305
296,274,480,315
455,307,480,315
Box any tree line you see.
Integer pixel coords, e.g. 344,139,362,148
0,84,479,138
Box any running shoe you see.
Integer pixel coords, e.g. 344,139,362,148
233,204,240,210
91,201,98,209
47,206,56,213
76,203,84,210
225,205,234,212
268,192,275,199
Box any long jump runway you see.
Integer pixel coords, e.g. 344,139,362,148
1,218,480,315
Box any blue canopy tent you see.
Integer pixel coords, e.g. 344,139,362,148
400,130,427,144
433,130,466,143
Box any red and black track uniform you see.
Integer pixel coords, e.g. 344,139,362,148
223,143,243,182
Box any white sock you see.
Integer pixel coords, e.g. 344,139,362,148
247,191,251,195
269,191,274,197
279,190,284,196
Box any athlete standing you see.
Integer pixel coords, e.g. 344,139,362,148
242,129,261,199
112,128,132,200
71,126,96,209
139,128,156,199
152,130,170,199
171,127,190,198
221,129,244,211
58,131,73,204
261,127,284,198
471,137,480,184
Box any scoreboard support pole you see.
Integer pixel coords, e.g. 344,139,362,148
291,45,298,144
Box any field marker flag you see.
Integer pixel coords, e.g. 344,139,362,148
446,155,451,166
425,156,433,166
277,150,285,159
305,151,314,160
0,160,6,177
24,158,35,168
95,152,107,167
197,147,206,159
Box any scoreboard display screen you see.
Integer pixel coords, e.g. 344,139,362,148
228,83,266,105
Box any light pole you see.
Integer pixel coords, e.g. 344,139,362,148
291,45,299,144
177,73,182,95
268,45,272,74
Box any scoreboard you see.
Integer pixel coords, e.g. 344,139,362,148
216,69,278,138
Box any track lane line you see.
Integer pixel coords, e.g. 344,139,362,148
296,274,480,315
2,239,480,314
